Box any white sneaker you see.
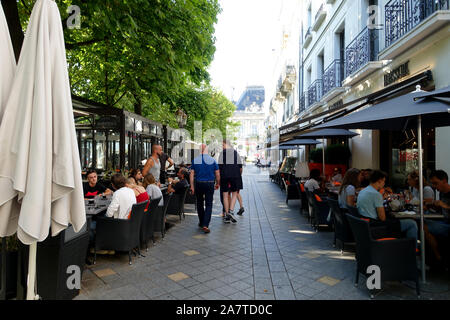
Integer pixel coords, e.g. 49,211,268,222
228,211,237,223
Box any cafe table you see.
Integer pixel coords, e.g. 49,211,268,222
393,211,445,220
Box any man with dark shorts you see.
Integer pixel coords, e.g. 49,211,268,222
219,140,243,224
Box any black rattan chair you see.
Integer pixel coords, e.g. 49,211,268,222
346,214,420,298
94,201,148,265
306,190,331,231
327,199,355,252
165,186,189,221
140,197,162,250
154,193,173,238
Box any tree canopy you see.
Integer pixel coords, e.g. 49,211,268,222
14,0,236,136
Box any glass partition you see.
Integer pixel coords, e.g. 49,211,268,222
79,130,93,170
95,131,106,170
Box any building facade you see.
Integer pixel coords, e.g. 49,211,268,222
278,0,449,183
232,87,266,161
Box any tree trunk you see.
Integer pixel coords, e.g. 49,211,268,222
2,0,24,63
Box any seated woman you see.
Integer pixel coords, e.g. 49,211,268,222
126,177,149,203
105,174,137,219
338,168,362,209
129,168,144,186
406,170,435,204
143,173,164,207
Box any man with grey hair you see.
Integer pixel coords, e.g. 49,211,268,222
219,139,243,223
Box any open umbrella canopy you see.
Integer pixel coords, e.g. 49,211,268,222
414,86,450,100
294,128,359,139
0,4,16,121
279,139,321,146
315,90,450,130
0,0,86,244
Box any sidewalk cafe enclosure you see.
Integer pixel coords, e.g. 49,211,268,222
73,96,178,174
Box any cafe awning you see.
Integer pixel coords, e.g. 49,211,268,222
315,87,450,130
295,128,359,139
279,139,321,146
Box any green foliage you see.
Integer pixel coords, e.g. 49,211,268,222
325,144,351,165
16,0,235,135
309,144,351,164
309,148,324,163
0,235,19,252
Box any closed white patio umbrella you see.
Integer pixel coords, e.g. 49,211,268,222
0,3,16,121
0,0,86,299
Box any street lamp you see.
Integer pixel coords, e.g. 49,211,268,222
175,108,187,128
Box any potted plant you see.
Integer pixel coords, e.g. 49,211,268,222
0,235,19,300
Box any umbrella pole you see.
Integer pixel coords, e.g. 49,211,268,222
417,115,426,283
26,242,39,300
322,137,326,179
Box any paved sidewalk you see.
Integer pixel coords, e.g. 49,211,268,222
76,165,449,300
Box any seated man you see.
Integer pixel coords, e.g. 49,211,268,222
83,169,112,199
106,174,137,219
167,167,189,195
304,169,323,192
357,170,418,246
425,170,450,263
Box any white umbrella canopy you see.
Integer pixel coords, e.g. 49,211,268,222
0,4,16,122
0,0,86,244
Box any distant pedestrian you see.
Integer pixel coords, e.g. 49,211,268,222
219,140,243,223
190,144,220,233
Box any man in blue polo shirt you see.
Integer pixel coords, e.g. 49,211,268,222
190,144,220,234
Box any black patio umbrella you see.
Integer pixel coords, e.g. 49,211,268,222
295,129,360,176
279,139,321,146
315,85,450,282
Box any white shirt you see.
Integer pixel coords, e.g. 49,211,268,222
106,187,137,219
304,178,320,192
146,184,164,206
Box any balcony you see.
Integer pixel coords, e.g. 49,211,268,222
342,28,383,87
303,27,313,48
322,59,346,102
299,94,306,113
312,3,327,32
307,80,324,110
380,0,450,60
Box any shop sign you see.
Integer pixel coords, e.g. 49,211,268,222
384,61,410,87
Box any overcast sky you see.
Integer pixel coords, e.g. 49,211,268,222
208,0,285,103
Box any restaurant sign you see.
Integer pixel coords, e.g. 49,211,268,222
384,61,410,87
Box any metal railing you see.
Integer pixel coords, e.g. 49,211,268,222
385,0,449,47
323,60,343,95
307,80,323,107
299,93,306,112
344,27,379,78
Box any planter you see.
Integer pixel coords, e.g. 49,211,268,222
309,163,347,179
0,251,18,300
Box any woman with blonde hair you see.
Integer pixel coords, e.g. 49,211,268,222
338,168,362,209
143,173,163,206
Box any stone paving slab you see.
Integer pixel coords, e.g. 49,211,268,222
76,166,450,300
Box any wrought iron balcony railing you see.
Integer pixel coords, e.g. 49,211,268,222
299,93,306,112
323,59,343,96
307,80,323,107
344,27,379,78
385,0,449,48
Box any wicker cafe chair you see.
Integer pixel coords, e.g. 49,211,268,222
284,175,301,205
310,192,332,232
327,199,354,252
94,201,148,265
154,193,173,238
165,186,189,221
140,197,162,251
296,182,309,217
346,214,420,299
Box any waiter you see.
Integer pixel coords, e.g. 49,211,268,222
159,147,174,185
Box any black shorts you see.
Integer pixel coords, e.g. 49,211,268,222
221,177,242,192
